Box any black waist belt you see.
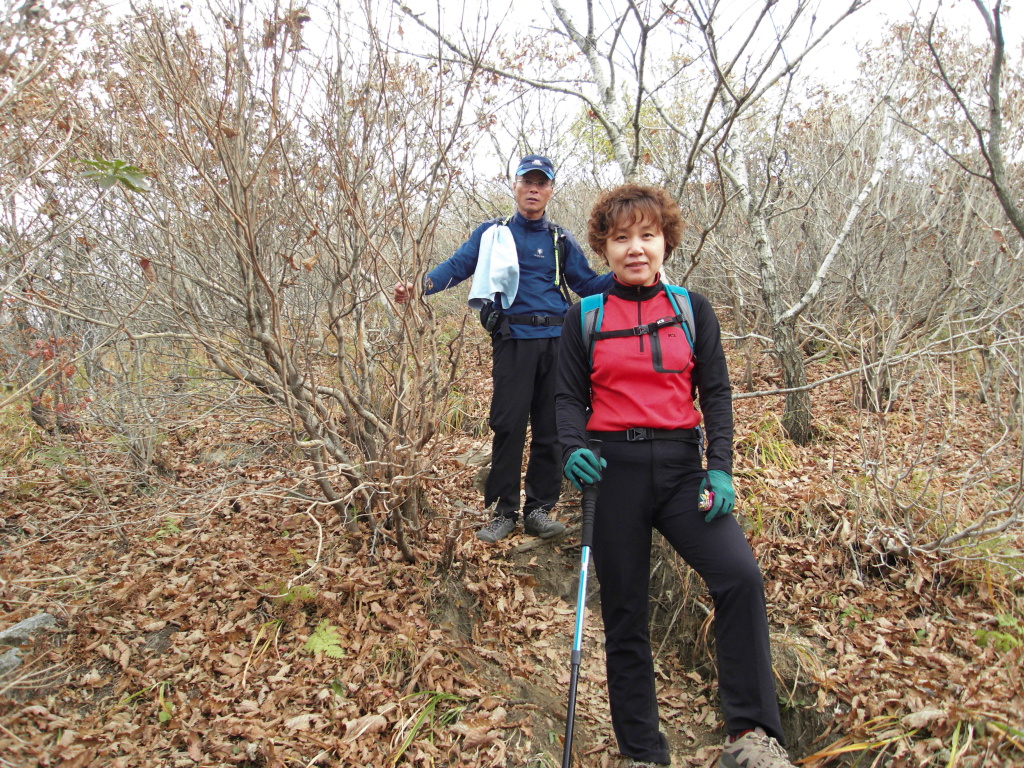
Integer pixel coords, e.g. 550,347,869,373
588,427,701,442
505,314,564,326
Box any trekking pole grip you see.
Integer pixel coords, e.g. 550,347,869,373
580,440,602,550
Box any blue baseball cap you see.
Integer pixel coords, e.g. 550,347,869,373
515,154,555,180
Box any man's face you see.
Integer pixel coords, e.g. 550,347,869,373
513,170,554,220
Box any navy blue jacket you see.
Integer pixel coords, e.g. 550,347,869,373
423,211,613,339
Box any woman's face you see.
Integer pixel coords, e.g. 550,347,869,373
602,216,665,286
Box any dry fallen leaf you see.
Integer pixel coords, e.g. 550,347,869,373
284,713,318,731
343,714,387,740
901,708,947,730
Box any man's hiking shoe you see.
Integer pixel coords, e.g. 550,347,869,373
523,509,565,538
476,515,516,543
620,760,668,768
718,728,795,768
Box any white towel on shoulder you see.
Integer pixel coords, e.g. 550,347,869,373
467,224,519,310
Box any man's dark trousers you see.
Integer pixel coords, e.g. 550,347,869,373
486,335,561,518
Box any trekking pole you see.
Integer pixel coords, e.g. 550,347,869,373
562,439,602,768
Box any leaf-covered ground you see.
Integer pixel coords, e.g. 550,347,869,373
1,352,1022,767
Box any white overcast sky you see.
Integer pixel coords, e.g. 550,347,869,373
803,0,1022,86
390,0,1022,88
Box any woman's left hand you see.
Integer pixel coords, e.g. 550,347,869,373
700,470,735,522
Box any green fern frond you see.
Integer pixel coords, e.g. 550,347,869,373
305,620,345,659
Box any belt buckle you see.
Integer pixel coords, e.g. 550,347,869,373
626,427,649,442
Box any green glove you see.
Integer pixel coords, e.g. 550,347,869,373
700,470,735,522
564,448,607,490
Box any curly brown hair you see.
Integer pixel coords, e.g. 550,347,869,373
587,184,684,261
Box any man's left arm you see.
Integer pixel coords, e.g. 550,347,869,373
562,230,614,298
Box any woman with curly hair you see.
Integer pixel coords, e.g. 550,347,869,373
555,184,795,768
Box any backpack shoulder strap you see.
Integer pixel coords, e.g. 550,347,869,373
664,284,696,351
580,293,606,368
581,285,697,369
549,223,571,304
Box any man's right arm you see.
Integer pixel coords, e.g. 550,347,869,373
393,223,488,303
392,280,416,303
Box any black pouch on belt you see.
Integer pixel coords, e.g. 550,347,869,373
479,299,504,336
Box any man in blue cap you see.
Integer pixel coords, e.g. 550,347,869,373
394,154,612,542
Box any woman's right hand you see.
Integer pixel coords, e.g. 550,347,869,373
563,447,607,490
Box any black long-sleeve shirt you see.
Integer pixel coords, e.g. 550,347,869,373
555,279,734,474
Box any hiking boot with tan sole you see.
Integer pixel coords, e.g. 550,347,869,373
717,728,795,768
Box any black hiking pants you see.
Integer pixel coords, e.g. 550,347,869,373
486,336,562,519
590,438,784,764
